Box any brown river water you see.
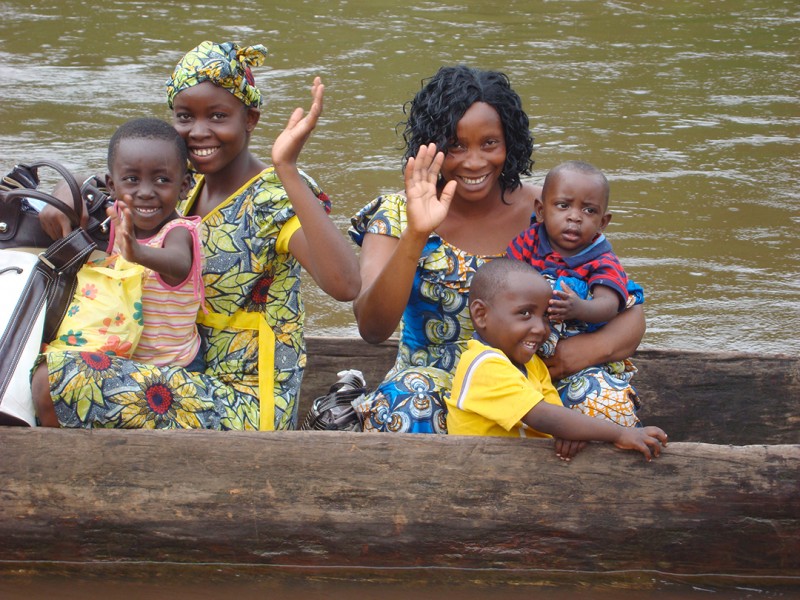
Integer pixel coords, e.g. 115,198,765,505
0,0,798,597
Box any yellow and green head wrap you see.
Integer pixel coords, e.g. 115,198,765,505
166,41,268,109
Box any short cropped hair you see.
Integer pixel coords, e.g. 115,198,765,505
107,117,189,172
401,65,534,200
542,160,610,208
469,258,539,305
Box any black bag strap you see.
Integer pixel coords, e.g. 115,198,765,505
37,228,97,342
2,188,80,227
26,159,85,222
0,160,85,224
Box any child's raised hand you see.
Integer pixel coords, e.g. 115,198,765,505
613,425,668,462
106,195,141,262
548,282,580,322
271,76,324,169
404,142,456,237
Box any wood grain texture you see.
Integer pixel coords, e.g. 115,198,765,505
1,428,798,581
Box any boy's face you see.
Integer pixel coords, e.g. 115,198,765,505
535,170,611,257
471,271,552,367
106,137,191,237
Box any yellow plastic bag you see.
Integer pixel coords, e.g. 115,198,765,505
45,257,145,358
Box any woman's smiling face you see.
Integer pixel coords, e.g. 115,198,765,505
441,101,507,203
171,81,258,175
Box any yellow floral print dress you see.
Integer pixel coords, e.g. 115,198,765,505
43,167,330,430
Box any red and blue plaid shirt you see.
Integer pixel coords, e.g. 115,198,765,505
507,222,628,311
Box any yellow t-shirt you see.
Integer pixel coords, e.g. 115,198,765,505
446,338,562,437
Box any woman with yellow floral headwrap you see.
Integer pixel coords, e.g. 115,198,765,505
35,41,360,430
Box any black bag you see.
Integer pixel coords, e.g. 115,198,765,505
299,370,368,431
0,161,97,350
0,160,112,250
0,164,98,425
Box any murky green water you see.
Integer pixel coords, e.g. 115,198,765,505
0,0,798,595
1,0,797,354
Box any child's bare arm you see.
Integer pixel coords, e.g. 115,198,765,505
107,199,193,286
548,283,620,324
524,401,668,462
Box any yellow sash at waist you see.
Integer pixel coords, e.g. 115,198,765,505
196,309,275,431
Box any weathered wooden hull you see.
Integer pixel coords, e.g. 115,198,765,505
1,338,799,586
1,430,798,584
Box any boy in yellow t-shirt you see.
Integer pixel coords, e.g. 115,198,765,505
446,258,668,462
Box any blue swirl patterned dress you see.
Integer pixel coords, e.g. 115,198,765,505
349,194,503,433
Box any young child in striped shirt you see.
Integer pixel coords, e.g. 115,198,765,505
506,161,642,427
33,117,205,426
101,117,205,371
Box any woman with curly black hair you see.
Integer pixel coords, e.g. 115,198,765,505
348,66,645,433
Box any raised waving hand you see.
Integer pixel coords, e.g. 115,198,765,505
271,76,324,168
404,142,457,238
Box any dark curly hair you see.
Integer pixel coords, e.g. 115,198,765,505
108,117,189,172
401,65,534,199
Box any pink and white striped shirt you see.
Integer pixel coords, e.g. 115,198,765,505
110,217,205,367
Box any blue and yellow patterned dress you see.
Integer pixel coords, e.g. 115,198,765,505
349,194,503,433
43,167,330,430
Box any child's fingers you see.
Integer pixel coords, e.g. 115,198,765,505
645,436,661,458
644,426,669,447
641,445,653,462
554,438,586,461
553,438,564,457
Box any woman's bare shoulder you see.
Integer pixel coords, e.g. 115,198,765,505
518,179,542,203
506,180,541,216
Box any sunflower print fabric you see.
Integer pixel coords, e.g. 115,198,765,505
349,194,503,433
44,167,329,430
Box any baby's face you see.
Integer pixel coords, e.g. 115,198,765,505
481,272,552,366
537,170,610,257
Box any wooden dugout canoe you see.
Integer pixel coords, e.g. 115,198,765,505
0,337,798,587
